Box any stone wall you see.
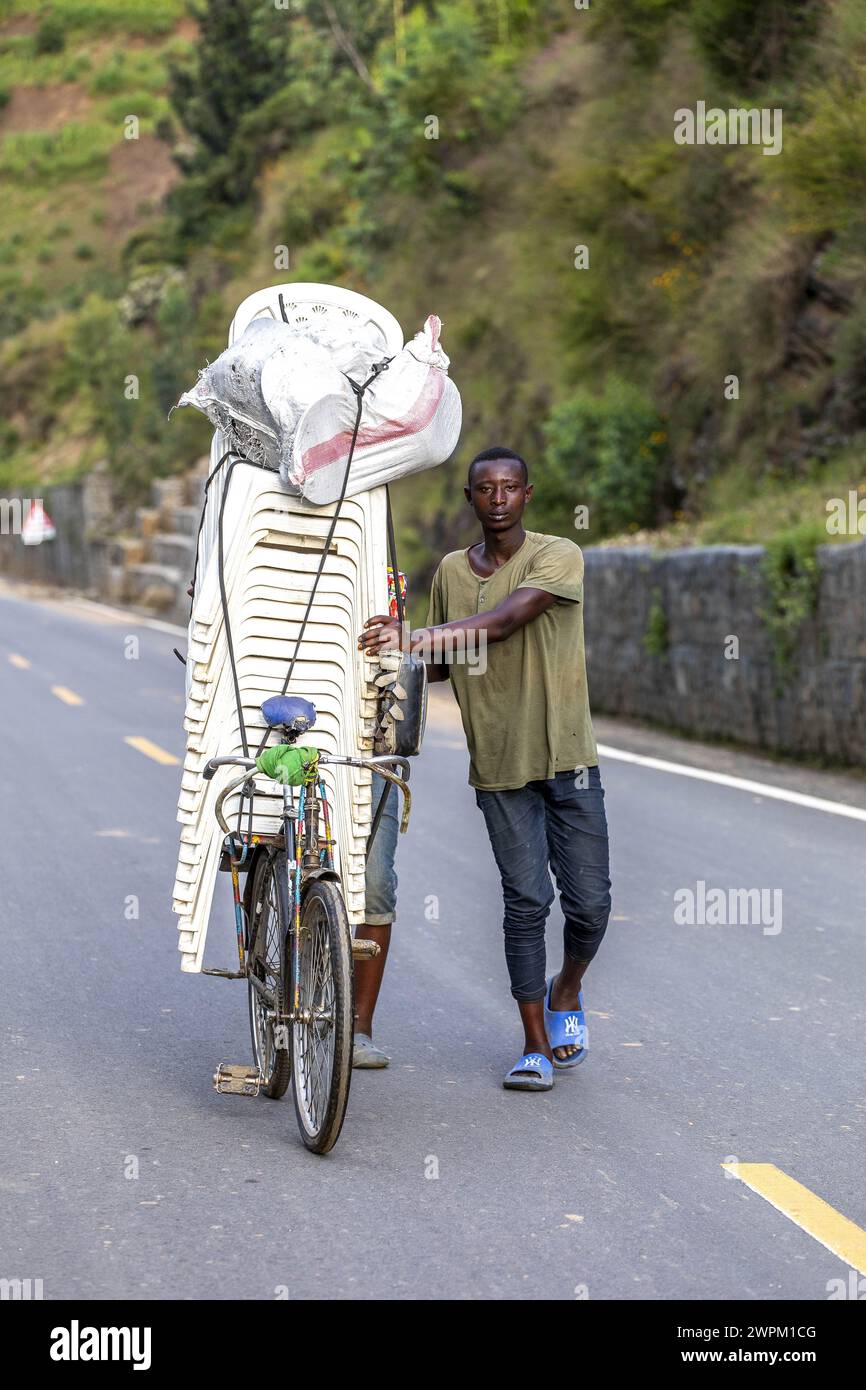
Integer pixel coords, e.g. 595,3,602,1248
583,540,866,764
0,467,202,628
0,473,115,591
4,473,865,765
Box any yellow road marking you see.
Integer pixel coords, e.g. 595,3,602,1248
723,1163,866,1274
124,736,180,766
51,685,84,706
8,653,30,669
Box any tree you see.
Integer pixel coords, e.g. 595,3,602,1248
167,0,293,235
170,0,292,166
296,0,395,88
690,0,821,86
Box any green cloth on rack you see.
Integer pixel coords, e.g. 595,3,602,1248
255,745,320,785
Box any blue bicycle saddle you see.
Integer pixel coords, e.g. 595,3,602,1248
261,695,317,732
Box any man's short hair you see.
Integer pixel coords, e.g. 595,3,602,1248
467,446,529,487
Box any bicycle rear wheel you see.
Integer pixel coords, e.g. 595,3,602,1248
290,879,354,1154
247,852,291,1100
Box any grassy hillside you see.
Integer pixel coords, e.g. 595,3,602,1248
1,0,865,599
0,0,199,487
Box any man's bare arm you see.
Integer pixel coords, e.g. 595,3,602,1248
359,587,559,674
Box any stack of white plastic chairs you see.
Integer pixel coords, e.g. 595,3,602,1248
173,286,402,973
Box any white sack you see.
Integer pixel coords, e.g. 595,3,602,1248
175,317,377,476
289,315,462,504
177,311,461,506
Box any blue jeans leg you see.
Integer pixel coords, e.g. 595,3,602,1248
475,766,611,1002
474,782,554,1003
364,771,399,926
542,767,611,966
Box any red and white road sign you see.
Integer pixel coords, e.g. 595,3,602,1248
21,499,56,546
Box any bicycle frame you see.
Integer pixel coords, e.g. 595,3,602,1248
206,753,410,999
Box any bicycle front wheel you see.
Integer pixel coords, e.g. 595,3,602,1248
290,879,354,1154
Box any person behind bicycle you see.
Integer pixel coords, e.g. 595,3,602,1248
352,566,404,1069
358,447,612,1091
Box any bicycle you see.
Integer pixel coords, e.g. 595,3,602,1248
203,695,410,1154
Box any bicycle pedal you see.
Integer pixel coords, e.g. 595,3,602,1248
213,1063,262,1096
352,938,381,960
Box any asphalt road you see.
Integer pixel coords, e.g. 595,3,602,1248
1,583,865,1301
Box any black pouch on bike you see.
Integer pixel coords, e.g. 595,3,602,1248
374,652,427,758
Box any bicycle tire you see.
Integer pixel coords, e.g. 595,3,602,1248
290,879,354,1154
247,852,291,1100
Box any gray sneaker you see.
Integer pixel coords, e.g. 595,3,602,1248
353,1032,390,1068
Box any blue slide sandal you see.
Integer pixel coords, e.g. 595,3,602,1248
544,977,588,1069
503,1052,554,1091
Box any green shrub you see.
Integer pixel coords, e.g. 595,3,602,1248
689,0,821,85
833,297,866,430
167,0,292,236
591,0,820,81
767,75,866,237
89,58,129,96
65,295,145,485
0,280,35,337
644,588,670,657
104,92,158,124
62,286,85,312
0,124,112,181
155,114,176,143
0,421,21,453
34,15,67,55
292,239,348,285
471,0,571,48
759,521,823,684
589,0,688,63
372,2,521,192
121,217,179,275
151,280,197,414
38,1,181,37
62,56,92,81
541,378,669,537
331,0,525,261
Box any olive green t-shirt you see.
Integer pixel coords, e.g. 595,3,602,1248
426,530,598,791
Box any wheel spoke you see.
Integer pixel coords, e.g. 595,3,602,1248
293,894,341,1137
248,862,289,1087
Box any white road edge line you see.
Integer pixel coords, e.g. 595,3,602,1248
8,588,864,823
597,743,866,823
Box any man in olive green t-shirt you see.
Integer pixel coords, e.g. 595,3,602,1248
359,447,612,1093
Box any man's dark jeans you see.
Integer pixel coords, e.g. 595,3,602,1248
474,765,611,1002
